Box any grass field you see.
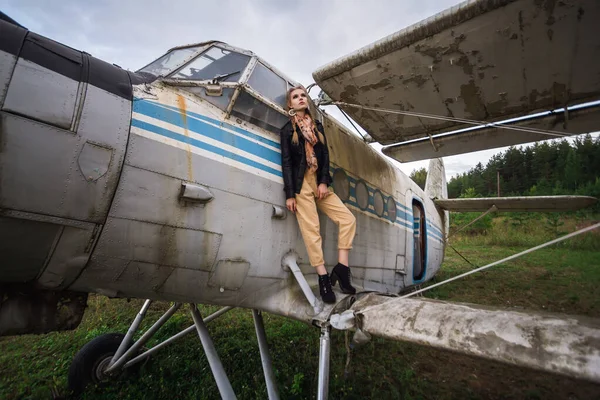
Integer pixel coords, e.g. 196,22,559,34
1,218,600,399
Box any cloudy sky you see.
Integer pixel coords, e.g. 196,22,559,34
3,0,596,179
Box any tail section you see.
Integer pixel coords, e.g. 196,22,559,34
425,158,449,239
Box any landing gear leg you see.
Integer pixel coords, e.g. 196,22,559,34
317,323,331,400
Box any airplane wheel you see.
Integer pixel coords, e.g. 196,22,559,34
68,333,126,395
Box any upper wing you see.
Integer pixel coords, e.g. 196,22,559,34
434,195,597,212
312,0,600,162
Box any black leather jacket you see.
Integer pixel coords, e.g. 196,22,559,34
280,119,332,199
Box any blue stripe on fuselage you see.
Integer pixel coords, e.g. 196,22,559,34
131,119,283,178
134,100,281,164
152,101,281,150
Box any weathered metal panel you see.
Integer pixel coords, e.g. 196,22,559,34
93,217,222,270
0,209,99,289
74,85,131,219
0,50,17,106
109,261,174,298
0,113,79,216
78,142,112,182
0,216,61,282
313,0,600,144
435,195,597,212
37,224,98,289
351,295,600,383
77,85,131,148
3,59,78,129
108,165,211,230
208,259,251,291
0,113,109,222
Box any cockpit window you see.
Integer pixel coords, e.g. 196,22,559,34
138,46,201,77
171,46,250,82
247,62,287,107
232,91,288,134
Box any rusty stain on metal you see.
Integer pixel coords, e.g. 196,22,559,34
176,94,194,181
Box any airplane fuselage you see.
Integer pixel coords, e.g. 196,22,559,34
0,17,446,332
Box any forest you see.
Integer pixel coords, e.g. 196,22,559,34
409,134,600,204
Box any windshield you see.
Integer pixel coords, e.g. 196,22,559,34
139,47,201,77
170,46,250,82
247,62,287,107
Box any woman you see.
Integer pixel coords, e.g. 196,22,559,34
280,86,357,304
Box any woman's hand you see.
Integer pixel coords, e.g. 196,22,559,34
286,198,297,213
317,184,330,200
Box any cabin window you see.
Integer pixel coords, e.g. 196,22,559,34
171,46,250,82
387,197,397,222
355,180,369,210
247,62,287,107
373,190,384,217
231,91,288,133
139,46,201,77
332,169,350,201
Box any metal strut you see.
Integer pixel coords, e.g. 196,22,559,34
282,252,322,314
106,302,182,373
110,299,152,366
99,300,290,399
190,304,237,399
124,306,234,369
105,301,233,374
252,310,280,400
317,323,332,400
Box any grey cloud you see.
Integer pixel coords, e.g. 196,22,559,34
3,0,460,80
5,0,502,178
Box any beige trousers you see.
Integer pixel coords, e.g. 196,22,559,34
295,171,356,266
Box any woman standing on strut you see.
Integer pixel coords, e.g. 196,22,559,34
280,86,357,304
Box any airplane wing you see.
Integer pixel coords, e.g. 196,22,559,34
434,195,597,212
332,293,600,383
312,0,600,162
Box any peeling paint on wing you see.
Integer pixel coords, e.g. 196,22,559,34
402,75,427,88
358,78,391,92
339,85,359,102
460,80,487,118
313,0,599,145
350,295,600,382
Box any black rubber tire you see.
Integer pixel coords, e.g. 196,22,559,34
67,333,126,395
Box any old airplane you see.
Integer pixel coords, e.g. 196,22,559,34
1,0,599,398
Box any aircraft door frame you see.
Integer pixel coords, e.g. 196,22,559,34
405,190,427,286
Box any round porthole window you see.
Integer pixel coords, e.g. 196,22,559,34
355,180,369,211
332,169,349,201
387,196,397,222
373,190,384,217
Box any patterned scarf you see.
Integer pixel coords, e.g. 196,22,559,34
293,114,319,173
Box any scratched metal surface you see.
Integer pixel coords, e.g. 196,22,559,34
313,0,600,144
0,51,16,106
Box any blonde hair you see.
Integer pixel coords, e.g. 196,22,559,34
285,86,325,146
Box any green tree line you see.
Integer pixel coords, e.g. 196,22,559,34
410,134,600,202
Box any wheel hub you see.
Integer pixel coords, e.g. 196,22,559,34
94,355,114,382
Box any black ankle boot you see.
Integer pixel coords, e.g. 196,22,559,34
331,263,356,294
318,274,336,304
